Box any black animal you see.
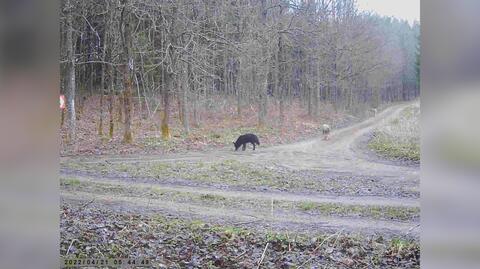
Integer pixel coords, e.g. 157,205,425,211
234,133,260,151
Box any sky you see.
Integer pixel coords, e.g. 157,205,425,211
356,0,420,24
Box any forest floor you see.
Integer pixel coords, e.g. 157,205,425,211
60,101,420,268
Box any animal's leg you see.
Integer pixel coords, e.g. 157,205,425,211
252,142,256,150
242,144,246,151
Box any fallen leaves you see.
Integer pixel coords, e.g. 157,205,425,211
60,202,420,268
61,95,352,156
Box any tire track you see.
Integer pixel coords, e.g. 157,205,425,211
61,102,420,237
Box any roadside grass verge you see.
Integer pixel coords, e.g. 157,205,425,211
368,104,420,162
60,202,420,268
60,177,419,221
62,159,419,198
297,201,419,221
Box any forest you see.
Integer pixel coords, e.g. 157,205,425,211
60,1,421,267
60,0,419,154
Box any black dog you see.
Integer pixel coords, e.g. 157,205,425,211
234,133,260,151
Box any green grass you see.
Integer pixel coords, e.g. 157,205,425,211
61,177,81,186
299,201,316,211
295,201,419,221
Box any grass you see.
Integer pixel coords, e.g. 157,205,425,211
296,201,419,221
299,201,316,211
61,177,81,186
388,237,420,259
62,158,419,198
200,193,226,201
60,176,419,221
369,104,420,162
63,159,306,190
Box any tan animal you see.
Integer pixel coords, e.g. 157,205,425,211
322,124,331,140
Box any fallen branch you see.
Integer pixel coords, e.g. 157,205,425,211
256,242,269,269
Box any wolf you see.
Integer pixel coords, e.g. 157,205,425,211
322,124,331,140
233,133,260,151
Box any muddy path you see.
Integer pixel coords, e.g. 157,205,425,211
61,102,420,237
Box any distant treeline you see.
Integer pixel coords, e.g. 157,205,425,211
60,0,419,142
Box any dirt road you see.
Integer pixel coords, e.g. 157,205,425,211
61,103,420,238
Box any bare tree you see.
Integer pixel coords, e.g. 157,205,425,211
64,0,76,143
120,0,133,143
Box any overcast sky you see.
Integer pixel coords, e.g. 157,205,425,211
356,0,420,24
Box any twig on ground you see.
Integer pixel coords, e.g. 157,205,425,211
256,242,269,269
79,199,95,210
235,250,248,260
406,223,420,235
233,219,261,226
66,239,78,255
297,229,344,268
93,246,105,257
286,231,291,252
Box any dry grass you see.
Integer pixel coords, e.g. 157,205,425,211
369,103,420,162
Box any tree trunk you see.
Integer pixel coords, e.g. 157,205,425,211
258,0,268,127
118,91,124,123
65,0,76,143
121,0,133,143
99,90,104,136
192,90,199,127
279,91,285,125
187,59,197,128
236,59,242,117
306,85,313,117
181,70,190,135
61,109,65,127
98,40,106,136
109,86,115,138
178,95,183,124
104,1,115,139
161,75,172,140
